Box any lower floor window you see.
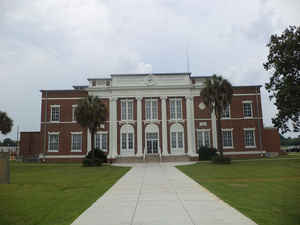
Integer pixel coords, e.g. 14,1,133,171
196,130,210,149
48,134,59,152
71,134,82,152
95,133,107,151
121,132,134,152
171,131,184,151
244,130,255,147
222,130,233,148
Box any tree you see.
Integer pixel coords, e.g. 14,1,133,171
0,111,13,135
200,74,233,158
2,138,16,146
264,25,300,133
75,95,106,162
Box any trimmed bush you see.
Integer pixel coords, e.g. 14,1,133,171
82,149,107,167
86,148,107,163
198,146,217,160
212,155,231,164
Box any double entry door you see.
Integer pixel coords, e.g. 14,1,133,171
146,132,159,154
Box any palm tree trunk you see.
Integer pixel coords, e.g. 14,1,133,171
91,129,95,161
216,114,224,158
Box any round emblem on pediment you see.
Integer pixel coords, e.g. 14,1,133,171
199,102,206,110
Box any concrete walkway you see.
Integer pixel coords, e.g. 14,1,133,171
71,163,257,225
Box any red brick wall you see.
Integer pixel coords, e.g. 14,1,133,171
20,132,41,157
263,128,281,152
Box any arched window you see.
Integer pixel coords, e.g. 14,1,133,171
170,123,185,154
120,124,134,155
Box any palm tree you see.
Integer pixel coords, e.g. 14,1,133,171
75,95,106,161
200,74,233,158
0,111,13,135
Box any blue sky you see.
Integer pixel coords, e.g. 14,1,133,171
0,0,300,140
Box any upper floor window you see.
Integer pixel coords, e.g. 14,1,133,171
72,105,77,122
243,101,253,117
145,99,158,120
48,133,59,152
222,129,233,148
71,133,82,152
50,105,60,122
170,98,182,120
244,129,256,148
121,99,133,120
222,105,230,118
95,132,107,151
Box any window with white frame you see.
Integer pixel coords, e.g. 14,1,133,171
196,130,210,149
244,129,256,147
170,98,182,120
121,99,133,120
222,105,230,118
95,132,107,151
48,133,59,152
145,99,158,120
243,101,253,117
170,123,184,153
71,133,82,152
222,129,233,148
51,105,60,122
72,105,77,122
120,125,134,154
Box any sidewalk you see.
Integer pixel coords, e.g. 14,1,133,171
71,163,257,225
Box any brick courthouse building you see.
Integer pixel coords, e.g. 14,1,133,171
20,73,280,162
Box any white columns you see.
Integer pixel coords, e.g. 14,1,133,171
136,96,143,156
211,108,218,149
160,96,168,156
109,97,118,158
185,96,196,156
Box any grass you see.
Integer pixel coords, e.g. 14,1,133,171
0,162,130,225
177,157,300,225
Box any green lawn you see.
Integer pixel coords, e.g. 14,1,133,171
0,162,130,225
177,157,300,225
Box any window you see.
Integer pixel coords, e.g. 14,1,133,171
196,130,210,149
244,129,256,147
243,102,253,117
222,130,233,148
48,133,59,152
121,99,133,120
170,123,184,153
145,99,158,120
95,133,107,151
71,133,82,152
170,98,182,120
51,105,60,122
222,105,230,118
72,105,77,122
120,125,134,154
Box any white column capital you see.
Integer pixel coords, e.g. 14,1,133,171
160,96,167,101
110,96,118,102
185,96,193,101
136,96,143,101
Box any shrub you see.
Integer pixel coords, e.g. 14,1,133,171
86,148,107,163
198,146,217,160
212,155,231,164
82,148,107,167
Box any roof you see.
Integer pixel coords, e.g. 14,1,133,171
110,72,191,77
40,89,86,93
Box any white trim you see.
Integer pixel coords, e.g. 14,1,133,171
242,100,253,103
222,128,234,131
195,118,211,121
70,131,82,134
224,151,265,155
48,132,60,134
221,117,262,120
243,128,256,131
233,93,260,96
96,131,108,134
42,97,83,100
197,128,211,132
44,155,85,159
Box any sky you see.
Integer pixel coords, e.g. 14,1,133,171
0,0,300,141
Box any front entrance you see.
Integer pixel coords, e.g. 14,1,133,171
146,132,159,154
